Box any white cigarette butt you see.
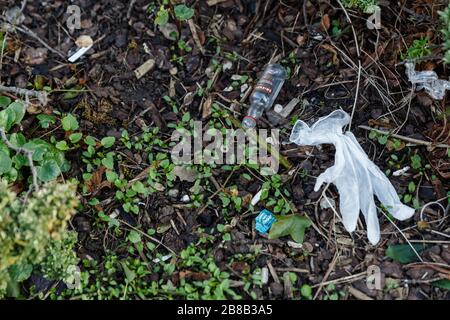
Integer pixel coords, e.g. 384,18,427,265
68,45,93,63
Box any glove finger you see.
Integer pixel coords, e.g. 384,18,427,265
370,169,415,220
314,139,347,191
346,132,415,221
334,143,361,232
314,169,332,191
365,203,381,245
354,155,380,245
336,178,360,232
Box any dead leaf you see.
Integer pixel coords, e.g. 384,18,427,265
86,166,106,193
431,179,445,199
179,270,210,281
320,43,339,65
201,95,213,119
386,139,405,151
142,100,165,129
320,14,330,31
23,47,48,65
296,34,307,46
182,92,195,107
241,193,253,206
206,0,229,5
231,262,250,274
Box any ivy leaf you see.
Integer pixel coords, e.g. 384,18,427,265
268,215,312,243
101,154,114,170
174,4,194,21
300,284,313,299
385,243,426,264
101,136,116,148
0,150,12,174
105,170,118,182
69,132,83,144
55,141,69,151
37,160,61,182
61,114,79,131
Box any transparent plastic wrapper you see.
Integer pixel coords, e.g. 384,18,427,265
405,62,450,100
289,110,415,244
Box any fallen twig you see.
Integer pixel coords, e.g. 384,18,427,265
313,249,340,299
310,271,367,289
0,84,48,105
347,286,374,300
126,0,137,20
358,125,450,149
1,17,66,59
187,19,205,55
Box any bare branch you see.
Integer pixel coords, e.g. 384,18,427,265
0,85,48,106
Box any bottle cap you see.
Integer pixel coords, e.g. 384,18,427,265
242,116,256,129
274,104,283,113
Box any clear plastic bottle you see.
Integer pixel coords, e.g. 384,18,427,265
242,64,287,129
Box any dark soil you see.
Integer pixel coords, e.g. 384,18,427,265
0,0,449,300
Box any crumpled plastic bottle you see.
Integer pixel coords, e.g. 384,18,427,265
242,64,286,129
289,109,415,244
405,62,450,100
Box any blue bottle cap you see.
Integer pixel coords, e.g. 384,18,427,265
255,209,276,234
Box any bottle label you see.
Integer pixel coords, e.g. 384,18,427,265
254,75,273,94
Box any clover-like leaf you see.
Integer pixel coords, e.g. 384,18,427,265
37,160,61,182
174,4,194,21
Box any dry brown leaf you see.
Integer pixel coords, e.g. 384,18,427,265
86,166,106,193
201,96,213,119
320,43,339,65
320,14,330,31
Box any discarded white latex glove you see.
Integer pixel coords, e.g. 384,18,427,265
289,110,415,244
405,62,450,100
